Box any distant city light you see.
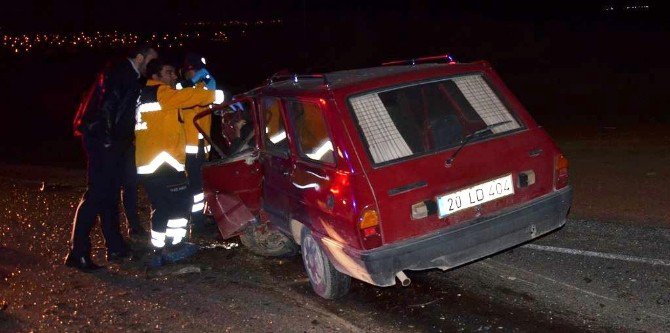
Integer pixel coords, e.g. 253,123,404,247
603,4,650,12
0,19,283,55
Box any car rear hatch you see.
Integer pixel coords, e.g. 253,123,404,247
346,72,557,244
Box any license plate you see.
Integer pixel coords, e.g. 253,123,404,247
437,174,514,218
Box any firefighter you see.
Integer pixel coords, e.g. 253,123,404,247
135,58,224,266
177,53,220,233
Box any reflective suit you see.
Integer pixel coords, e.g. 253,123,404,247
177,68,219,230
135,79,223,249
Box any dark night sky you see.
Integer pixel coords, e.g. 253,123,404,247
0,0,668,166
0,0,666,31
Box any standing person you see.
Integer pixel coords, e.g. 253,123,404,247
122,141,144,237
178,53,221,233
135,59,224,267
68,44,158,271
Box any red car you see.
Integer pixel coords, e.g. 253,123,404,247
197,55,572,299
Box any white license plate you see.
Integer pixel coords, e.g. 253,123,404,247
437,174,514,218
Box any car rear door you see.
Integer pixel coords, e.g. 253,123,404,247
258,96,294,223
282,98,344,237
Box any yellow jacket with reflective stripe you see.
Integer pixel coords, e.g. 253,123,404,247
180,82,212,154
135,80,216,174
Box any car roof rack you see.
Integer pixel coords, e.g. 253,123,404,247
381,53,457,66
266,72,331,87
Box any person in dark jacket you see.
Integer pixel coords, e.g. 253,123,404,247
67,44,157,271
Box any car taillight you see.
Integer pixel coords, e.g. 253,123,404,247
358,207,382,249
554,154,569,189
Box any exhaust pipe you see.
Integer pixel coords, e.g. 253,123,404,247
396,271,411,287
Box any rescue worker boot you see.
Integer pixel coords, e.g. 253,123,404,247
162,242,199,264
144,249,165,269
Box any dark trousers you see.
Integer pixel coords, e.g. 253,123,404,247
185,143,206,227
141,166,190,247
121,144,140,230
70,136,127,257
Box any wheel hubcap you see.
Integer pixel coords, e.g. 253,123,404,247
303,236,324,287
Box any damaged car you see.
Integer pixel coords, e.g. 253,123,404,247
195,54,572,299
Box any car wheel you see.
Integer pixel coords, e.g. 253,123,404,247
301,229,351,299
239,224,298,257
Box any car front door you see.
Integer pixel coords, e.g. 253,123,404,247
199,98,263,238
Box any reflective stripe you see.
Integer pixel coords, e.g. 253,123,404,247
137,151,185,174
175,82,183,90
198,133,204,139
269,131,287,144
191,202,205,213
167,218,188,228
151,230,166,248
166,227,187,239
204,145,211,154
214,90,225,104
171,236,184,245
194,193,205,203
135,122,148,131
201,57,207,65
185,145,199,154
137,102,162,112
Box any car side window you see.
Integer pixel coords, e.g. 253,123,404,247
285,100,335,164
261,97,289,154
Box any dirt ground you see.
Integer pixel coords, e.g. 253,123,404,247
0,170,384,332
0,124,669,332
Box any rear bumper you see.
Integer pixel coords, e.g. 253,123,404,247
316,186,572,287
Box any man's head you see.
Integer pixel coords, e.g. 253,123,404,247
146,59,178,87
129,43,158,76
182,52,207,81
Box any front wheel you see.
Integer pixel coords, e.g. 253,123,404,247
301,229,351,299
239,224,298,257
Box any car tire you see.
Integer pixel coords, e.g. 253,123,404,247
239,224,298,257
301,229,351,299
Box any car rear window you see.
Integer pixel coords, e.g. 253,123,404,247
348,73,522,165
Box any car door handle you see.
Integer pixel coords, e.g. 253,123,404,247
528,148,543,157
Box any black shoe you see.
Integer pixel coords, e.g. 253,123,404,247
107,250,133,263
64,254,104,272
129,226,148,237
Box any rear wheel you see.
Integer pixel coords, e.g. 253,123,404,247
301,229,351,299
239,224,298,257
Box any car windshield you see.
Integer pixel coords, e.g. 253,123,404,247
348,73,522,165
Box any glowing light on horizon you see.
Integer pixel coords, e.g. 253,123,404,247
1,19,282,55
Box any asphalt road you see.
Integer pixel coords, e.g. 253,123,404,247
0,166,668,332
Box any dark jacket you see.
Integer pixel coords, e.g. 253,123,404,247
74,59,142,150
